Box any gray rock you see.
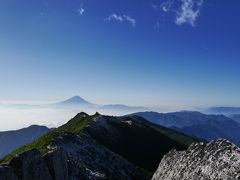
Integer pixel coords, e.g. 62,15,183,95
9,148,52,180
152,139,240,180
0,132,150,180
43,148,69,180
49,132,150,180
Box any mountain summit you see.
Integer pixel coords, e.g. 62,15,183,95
55,96,147,113
58,96,93,105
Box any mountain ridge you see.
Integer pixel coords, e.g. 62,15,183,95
134,111,240,145
0,125,50,158
206,106,240,115
0,112,197,179
230,114,240,123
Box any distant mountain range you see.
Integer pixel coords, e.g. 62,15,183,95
133,111,212,128
0,96,147,114
205,107,240,116
134,111,240,145
230,114,240,123
55,96,147,113
0,125,50,158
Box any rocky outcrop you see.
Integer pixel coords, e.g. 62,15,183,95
0,132,150,180
152,139,240,180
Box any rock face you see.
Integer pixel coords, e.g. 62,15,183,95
0,166,18,180
152,139,240,180
85,115,195,173
43,148,69,180
48,132,149,179
0,132,150,180
9,148,52,180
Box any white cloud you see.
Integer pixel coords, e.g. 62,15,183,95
155,21,160,29
175,0,203,26
77,7,84,16
77,7,85,16
160,0,174,12
106,14,124,22
151,3,158,10
157,0,203,27
123,15,136,27
106,14,136,27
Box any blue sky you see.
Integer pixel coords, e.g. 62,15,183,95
0,0,240,108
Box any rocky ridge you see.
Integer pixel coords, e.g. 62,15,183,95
0,132,149,180
0,112,196,180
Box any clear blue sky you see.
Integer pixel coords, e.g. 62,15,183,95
0,0,240,108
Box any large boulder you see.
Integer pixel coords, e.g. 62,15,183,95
152,139,240,180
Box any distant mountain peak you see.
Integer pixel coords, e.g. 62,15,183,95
178,110,203,114
60,96,92,105
94,112,101,116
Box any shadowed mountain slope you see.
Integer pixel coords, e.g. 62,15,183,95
0,125,50,158
134,111,240,145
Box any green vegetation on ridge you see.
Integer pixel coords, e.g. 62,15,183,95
0,112,95,163
0,112,197,173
